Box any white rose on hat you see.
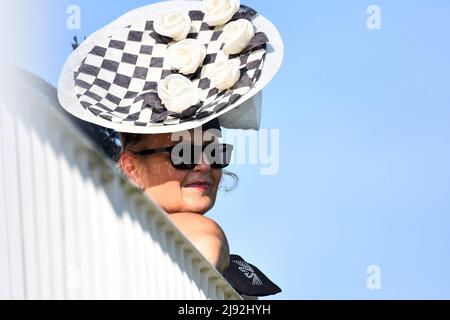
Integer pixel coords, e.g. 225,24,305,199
157,74,200,113
153,10,192,41
167,39,207,75
204,0,240,26
219,19,254,55
209,58,241,90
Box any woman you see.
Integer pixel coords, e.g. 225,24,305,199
118,119,232,272
117,118,281,297
58,0,283,297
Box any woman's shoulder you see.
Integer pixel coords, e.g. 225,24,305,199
222,254,282,297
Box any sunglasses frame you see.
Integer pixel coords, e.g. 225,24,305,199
132,142,233,170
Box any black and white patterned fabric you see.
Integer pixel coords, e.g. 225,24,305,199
73,6,268,128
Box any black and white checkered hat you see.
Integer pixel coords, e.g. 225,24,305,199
58,0,283,134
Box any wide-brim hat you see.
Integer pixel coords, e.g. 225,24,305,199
58,0,283,134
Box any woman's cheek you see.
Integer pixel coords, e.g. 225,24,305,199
145,158,184,186
212,169,223,192
143,160,187,212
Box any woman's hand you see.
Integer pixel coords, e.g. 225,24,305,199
168,212,230,272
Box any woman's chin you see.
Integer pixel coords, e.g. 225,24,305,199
183,195,215,214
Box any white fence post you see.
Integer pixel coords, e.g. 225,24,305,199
0,68,242,300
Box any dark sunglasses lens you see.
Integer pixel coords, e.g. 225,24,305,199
206,144,233,169
170,143,233,170
172,163,196,170
170,143,196,170
170,149,192,170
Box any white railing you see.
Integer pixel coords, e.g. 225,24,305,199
0,68,241,300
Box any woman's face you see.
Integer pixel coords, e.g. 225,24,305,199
122,129,222,215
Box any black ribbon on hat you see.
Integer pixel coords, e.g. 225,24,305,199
222,254,282,297
201,117,221,132
230,5,259,22
229,32,269,59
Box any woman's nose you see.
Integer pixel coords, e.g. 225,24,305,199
193,151,211,171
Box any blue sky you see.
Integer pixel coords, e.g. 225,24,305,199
17,0,450,299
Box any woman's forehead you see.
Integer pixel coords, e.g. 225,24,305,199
140,128,221,148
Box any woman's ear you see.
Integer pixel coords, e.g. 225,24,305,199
120,152,145,189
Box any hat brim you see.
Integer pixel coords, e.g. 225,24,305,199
58,0,284,134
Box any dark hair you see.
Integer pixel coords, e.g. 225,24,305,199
62,114,122,162
118,132,142,153
117,132,239,192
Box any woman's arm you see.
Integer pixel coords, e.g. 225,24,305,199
168,212,230,272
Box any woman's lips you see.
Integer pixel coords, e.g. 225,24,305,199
185,182,211,191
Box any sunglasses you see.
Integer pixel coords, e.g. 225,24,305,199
132,142,233,170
